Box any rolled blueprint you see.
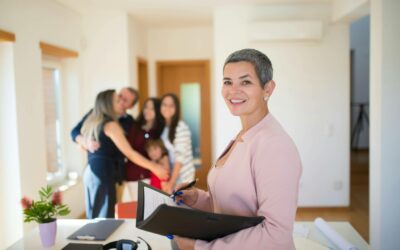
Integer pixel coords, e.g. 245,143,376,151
314,217,358,250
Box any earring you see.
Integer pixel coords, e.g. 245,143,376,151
264,95,269,101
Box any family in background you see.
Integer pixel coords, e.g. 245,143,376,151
71,89,194,219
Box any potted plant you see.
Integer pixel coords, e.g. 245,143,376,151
21,186,71,247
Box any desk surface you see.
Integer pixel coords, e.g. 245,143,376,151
295,221,369,250
8,220,369,250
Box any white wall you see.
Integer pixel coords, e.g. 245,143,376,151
61,58,85,175
0,0,84,247
81,11,132,110
214,4,350,206
370,0,400,248
127,16,148,116
60,57,87,220
147,26,213,96
0,43,23,249
350,16,370,149
332,0,369,22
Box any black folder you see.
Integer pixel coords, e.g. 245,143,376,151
67,219,124,241
62,243,103,250
136,181,264,241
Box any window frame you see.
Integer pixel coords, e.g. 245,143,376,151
42,56,67,185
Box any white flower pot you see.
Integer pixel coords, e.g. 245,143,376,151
38,220,57,247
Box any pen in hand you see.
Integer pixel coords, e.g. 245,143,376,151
170,178,198,198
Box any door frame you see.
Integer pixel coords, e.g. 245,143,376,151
137,57,148,111
156,60,211,190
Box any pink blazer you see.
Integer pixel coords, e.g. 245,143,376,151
192,114,302,250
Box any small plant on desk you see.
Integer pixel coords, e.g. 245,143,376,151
21,185,70,223
21,186,71,247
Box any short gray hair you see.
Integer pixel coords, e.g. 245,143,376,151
224,48,273,88
124,87,139,106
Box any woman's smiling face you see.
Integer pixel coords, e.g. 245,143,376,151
143,99,155,122
161,96,176,121
222,61,267,118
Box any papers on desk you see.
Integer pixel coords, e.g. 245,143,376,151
294,224,329,250
314,217,359,250
294,237,329,250
293,224,310,238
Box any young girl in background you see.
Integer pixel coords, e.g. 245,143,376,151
145,139,170,190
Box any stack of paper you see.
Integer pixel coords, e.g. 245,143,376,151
314,217,358,250
294,237,330,250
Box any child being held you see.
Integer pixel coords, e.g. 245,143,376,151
145,139,170,190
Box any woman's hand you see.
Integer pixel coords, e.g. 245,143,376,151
173,182,199,206
162,181,174,194
174,236,195,250
85,138,100,153
76,135,100,153
151,163,169,181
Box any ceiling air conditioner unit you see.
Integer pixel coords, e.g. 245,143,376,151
248,20,323,42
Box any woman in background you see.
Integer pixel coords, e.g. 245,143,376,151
81,90,168,218
160,93,195,194
122,97,166,201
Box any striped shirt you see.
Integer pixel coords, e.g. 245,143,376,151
161,120,195,186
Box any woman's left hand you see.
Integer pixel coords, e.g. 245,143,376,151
151,163,169,180
174,235,195,250
162,181,173,194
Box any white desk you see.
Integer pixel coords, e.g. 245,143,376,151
7,220,369,250
294,222,369,250
7,219,170,250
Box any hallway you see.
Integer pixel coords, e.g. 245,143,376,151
296,150,369,242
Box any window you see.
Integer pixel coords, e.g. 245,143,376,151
40,42,79,187
42,58,64,181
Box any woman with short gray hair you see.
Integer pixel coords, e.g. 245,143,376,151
172,48,302,249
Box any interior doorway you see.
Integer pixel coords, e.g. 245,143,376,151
137,58,149,110
156,60,211,190
350,15,370,240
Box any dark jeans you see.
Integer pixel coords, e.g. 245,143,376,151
115,158,126,185
84,158,116,219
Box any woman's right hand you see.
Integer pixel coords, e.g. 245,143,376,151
85,138,100,153
173,182,199,207
151,163,169,180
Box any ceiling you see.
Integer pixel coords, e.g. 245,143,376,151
55,0,332,27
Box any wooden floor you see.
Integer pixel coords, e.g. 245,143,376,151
296,150,369,242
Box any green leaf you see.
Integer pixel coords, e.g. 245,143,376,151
22,185,70,223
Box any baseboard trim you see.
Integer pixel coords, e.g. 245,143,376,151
78,212,86,219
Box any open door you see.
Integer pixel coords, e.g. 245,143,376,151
157,60,211,190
